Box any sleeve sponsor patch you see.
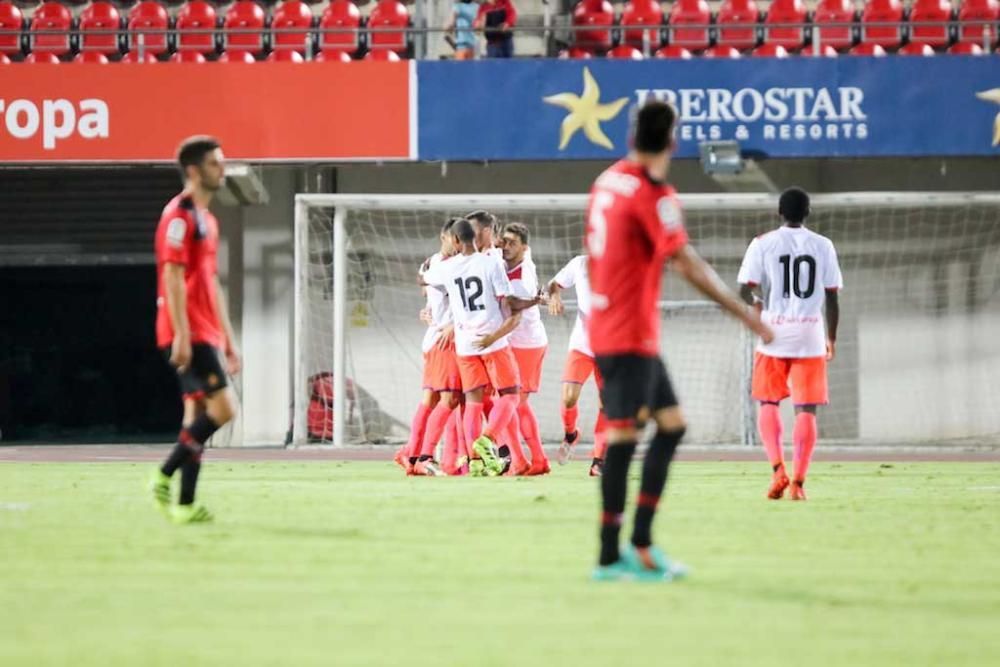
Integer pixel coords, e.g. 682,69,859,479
657,196,682,230
166,217,187,248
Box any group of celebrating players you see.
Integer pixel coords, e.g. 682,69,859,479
151,99,843,581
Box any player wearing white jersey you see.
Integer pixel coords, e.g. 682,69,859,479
422,218,541,476
547,254,608,477
738,187,843,501
500,223,551,475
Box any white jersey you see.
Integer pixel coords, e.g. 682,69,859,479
419,252,451,353
552,254,593,357
737,226,843,358
507,256,547,349
422,251,514,356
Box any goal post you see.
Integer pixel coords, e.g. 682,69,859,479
292,192,1000,448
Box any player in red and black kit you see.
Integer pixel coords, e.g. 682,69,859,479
587,102,774,580
148,136,240,524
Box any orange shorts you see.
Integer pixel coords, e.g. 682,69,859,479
751,353,828,406
422,342,462,393
458,346,520,393
562,349,603,389
512,345,547,394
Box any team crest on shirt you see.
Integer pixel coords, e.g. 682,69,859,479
166,218,187,248
657,197,682,230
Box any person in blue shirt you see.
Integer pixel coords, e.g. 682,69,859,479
445,0,480,60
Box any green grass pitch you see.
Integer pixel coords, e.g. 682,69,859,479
1,460,998,666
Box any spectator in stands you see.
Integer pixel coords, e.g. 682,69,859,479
475,0,517,58
445,0,480,60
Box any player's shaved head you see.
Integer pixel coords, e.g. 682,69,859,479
452,219,476,244
633,101,677,154
465,210,497,230
443,217,462,234
779,187,810,224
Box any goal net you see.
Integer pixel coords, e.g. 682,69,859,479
292,193,1000,449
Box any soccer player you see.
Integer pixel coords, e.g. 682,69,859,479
501,222,550,475
394,218,465,477
547,254,608,477
422,219,541,476
737,187,843,501
587,102,774,581
149,136,240,524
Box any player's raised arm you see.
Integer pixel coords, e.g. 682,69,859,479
670,244,775,344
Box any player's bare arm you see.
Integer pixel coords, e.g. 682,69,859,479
475,312,522,350
670,245,775,344
546,280,565,316
506,294,544,312
163,262,192,371
435,321,455,350
215,277,241,375
825,289,840,361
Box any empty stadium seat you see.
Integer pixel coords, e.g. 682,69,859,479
948,39,985,52
764,0,807,50
170,49,206,61
813,0,856,51
79,2,122,55
899,40,936,53
367,0,409,55
319,0,361,56
25,51,60,62
315,48,351,61
668,0,711,51
910,0,953,48
849,41,887,54
121,49,158,62
703,44,742,57
861,0,904,49
176,1,217,55
30,2,72,55
957,0,998,44
272,0,313,54
752,42,789,56
73,51,110,62
364,47,400,60
0,1,23,57
558,46,593,58
218,50,255,61
572,0,613,52
608,44,643,58
223,1,265,56
267,48,303,61
717,0,761,50
654,44,692,57
620,0,663,51
803,43,840,55
127,2,169,57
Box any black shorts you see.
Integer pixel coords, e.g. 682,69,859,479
162,343,228,401
595,353,678,429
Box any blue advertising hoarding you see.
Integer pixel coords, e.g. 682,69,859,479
417,58,1000,160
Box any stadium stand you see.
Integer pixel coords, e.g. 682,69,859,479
175,0,217,55
127,1,169,57
716,0,761,50
764,0,807,50
571,0,614,53
669,0,712,52
79,2,121,55
619,0,662,50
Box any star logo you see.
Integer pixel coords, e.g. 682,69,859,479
543,67,629,151
975,88,1000,147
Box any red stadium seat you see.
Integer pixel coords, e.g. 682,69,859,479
752,43,788,56
572,0,613,52
849,41,887,54
910,0,953,48
558,46,593,58
813,0,856,51
860,0,904,49
79,2,122,55
898,40,936,54
30,2,72,55
367,0,409,55
958,0,998,44
668,0,711,51
218,50,255,61
267,48,303,61
607,44,643,58
0,2,23,57
620,0,663,51
716,0,761,51
127,2,169,57
170,49,206,62
121,49,158,62
803,43,840,55
25,51,60,62
223,1,265,56
654,44,692,58
176,1,217,55
73,51,110,62
703,44,742,57
315,48,352,61
948,39,985,52
764,0,807,50
319,0,361,56
272,0,313,54
364,47,400,60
